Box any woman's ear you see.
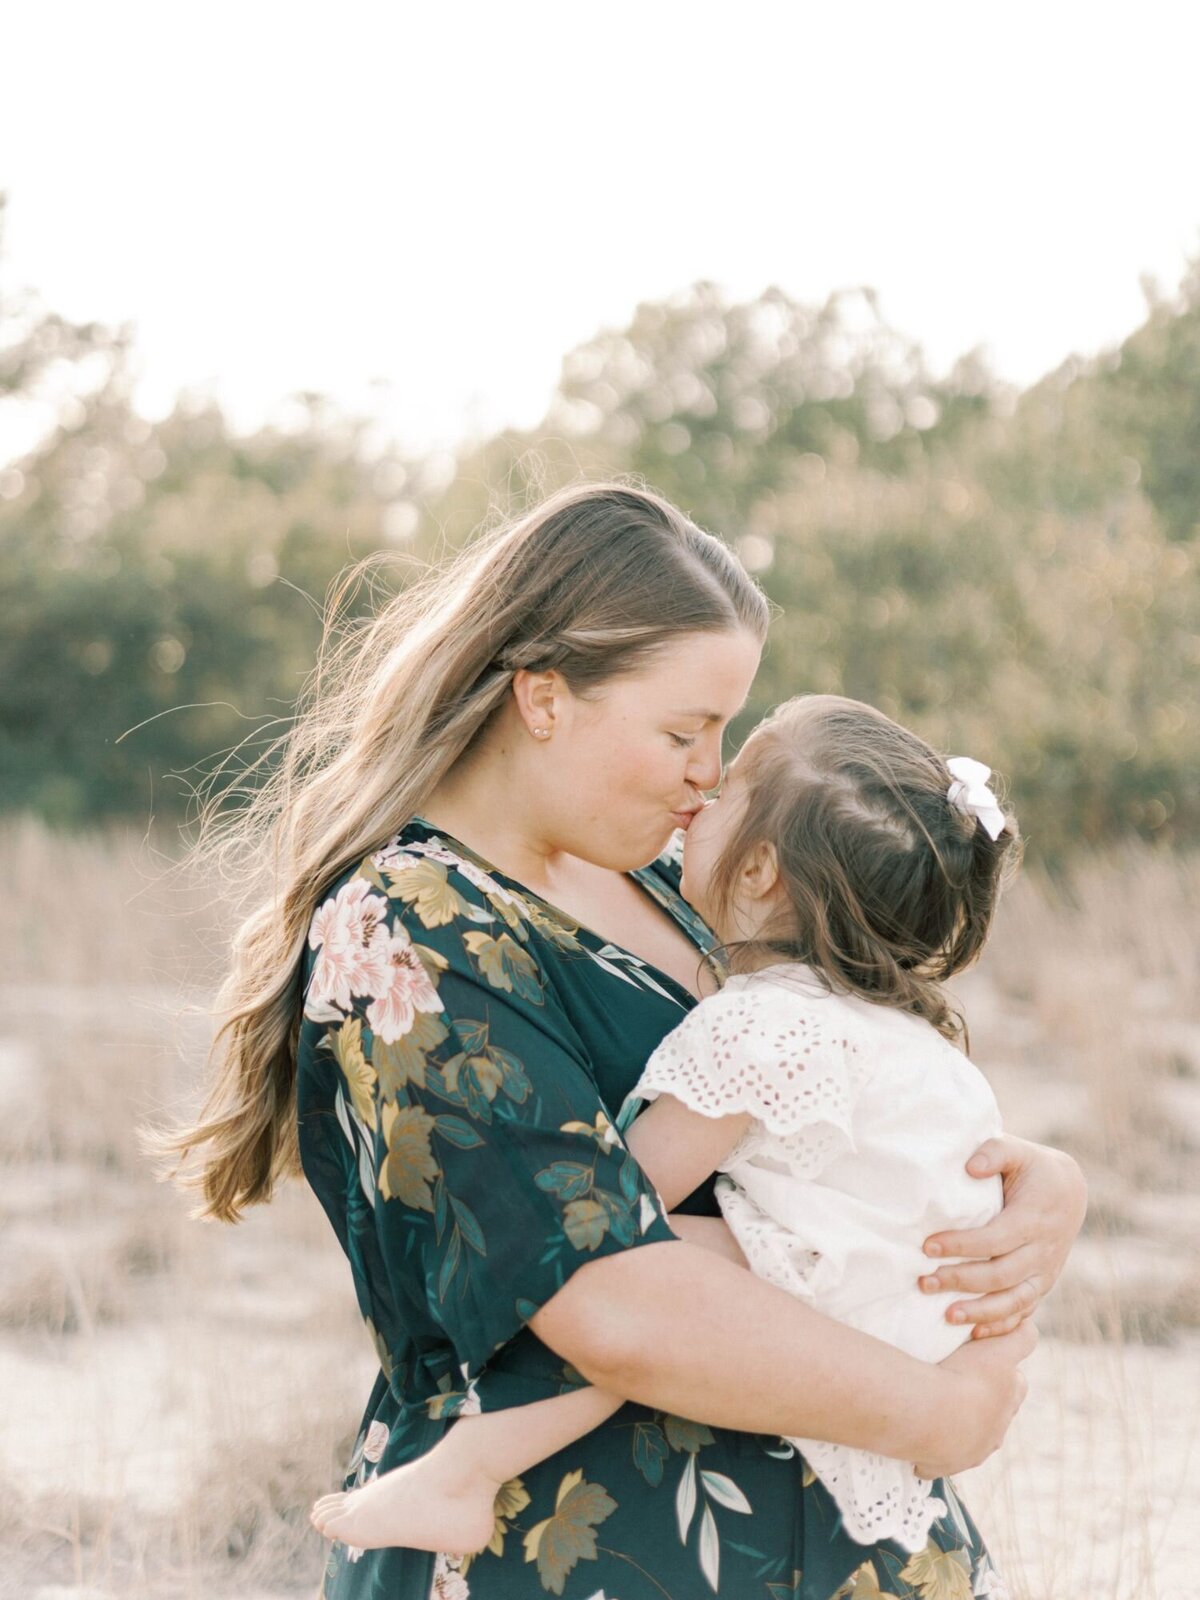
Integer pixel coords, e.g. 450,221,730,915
512,668,563,740
739,840,779,902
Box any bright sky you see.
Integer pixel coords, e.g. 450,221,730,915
3,0,1198,459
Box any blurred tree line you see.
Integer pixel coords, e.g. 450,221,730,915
1,195,1196,859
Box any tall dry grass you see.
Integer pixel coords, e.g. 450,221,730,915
0,815,374,1598
0,815,1196,1597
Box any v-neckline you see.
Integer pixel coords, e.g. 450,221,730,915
407,815,715,1007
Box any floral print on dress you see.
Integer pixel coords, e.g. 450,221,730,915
300,818,1003,1600
306,877,390,1013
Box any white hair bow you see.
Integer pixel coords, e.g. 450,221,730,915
946,756,1006,840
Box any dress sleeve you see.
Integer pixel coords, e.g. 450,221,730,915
630,978,864,1176
301,852,680,1381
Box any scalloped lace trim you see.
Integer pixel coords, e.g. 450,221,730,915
797,1436,948,1553
634,981,862,1166
717,1181,946,1552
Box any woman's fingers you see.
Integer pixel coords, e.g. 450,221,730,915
920,1242,1042,1298
983,1315,1038,1361
941,1315,1038,1373
928,1139,1094,1324
918,1319,1038,1477
970,1311,1026,1340
917,1135,1088,1337
962,1133,1024,1179
923,1212,1026,1263
919,1241,1046,1331
950,1279,1043,1330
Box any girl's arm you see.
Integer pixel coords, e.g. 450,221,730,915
624,1094,753,1267
667,1211,750,1266
621,1092,751,1210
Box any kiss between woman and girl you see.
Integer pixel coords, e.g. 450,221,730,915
158,480,1087,1599
310,560,1048,1569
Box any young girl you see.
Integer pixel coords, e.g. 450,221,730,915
311,692,1023,1563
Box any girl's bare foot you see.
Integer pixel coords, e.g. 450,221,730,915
310,1453,499,1556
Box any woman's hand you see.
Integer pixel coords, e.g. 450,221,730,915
914,1318,1038,1480
920,1134,1088,1338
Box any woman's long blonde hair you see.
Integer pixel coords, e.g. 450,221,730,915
142,480,768,1221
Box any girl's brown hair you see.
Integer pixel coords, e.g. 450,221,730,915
142,480,769,1221
708,694,1022,1044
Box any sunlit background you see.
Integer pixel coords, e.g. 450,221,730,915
2,4,1198,1597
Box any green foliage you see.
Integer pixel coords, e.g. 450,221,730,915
0,388,399,820
0,193,436,822
429,279,1198,857
0,197,1196,857
1088,262,1200,541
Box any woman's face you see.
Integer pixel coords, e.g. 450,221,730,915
535,628,762,871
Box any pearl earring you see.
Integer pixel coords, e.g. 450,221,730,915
533,727,551,740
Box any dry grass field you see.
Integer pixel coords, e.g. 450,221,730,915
1,818,1197,1599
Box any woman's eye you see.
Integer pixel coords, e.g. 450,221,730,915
668,732,697,749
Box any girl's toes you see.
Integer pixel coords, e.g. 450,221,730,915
319,1506,355,1544
311,1492,348,1531
314,1508,346,1542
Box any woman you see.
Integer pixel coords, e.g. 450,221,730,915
153,482,1086,1599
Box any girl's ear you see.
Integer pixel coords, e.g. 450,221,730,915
739,840,779,902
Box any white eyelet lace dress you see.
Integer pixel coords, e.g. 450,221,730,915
626,962,1004,1554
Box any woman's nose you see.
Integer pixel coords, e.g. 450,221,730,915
689,747,723,794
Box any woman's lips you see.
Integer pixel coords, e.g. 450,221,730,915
670,809,700,830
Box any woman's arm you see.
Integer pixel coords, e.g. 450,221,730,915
319,855,1034,1483
598,1084,1033,1471
413,1205,754,1504
920,1134,1088,1337
435,1129,1057,1499
638,1115,1088,1339
528,1237,1034,1480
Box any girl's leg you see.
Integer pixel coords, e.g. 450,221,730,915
311,1211,746,1552
311,1384,624,1555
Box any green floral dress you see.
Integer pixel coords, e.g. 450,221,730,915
296,818,1006,1600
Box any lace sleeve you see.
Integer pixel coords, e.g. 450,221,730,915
629,979,863,1170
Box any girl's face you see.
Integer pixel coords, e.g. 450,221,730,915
529,628,762,872
679,731,762,932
